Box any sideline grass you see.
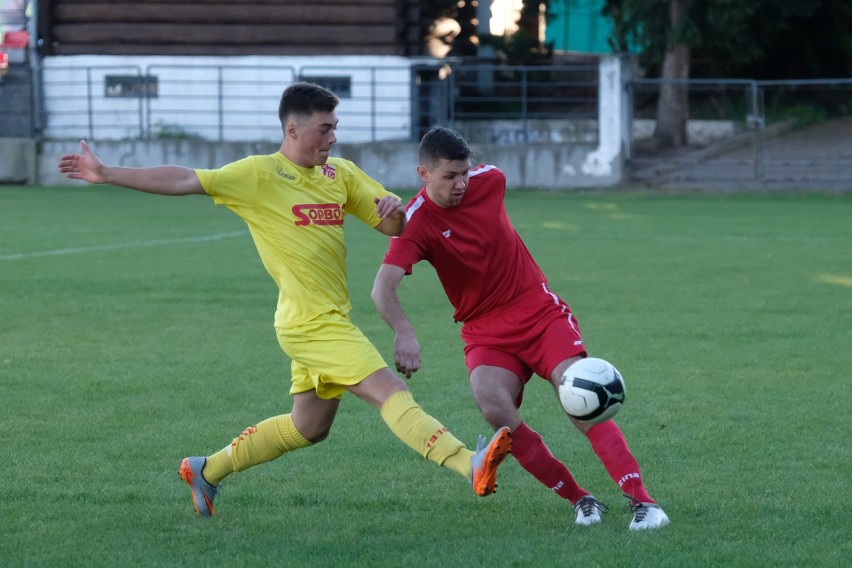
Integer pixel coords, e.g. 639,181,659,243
1,185,850,567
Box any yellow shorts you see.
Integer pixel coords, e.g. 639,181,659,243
276,311,388,400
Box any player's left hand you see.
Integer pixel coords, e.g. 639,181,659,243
374,196,405,219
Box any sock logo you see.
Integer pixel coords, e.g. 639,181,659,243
552,481,564,492
426,427,448,450
231,425,258,447
618,472,641,487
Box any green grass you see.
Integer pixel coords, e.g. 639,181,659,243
1,185,850,567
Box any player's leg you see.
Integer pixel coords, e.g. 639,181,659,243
348,367,469,468
215,392,332,478
470,363,600,523
549,358,669,530
203,370,338,482
348,367,511,496
180,319,350,517
463,302,605,522
179,390,333,516
280,311,511,496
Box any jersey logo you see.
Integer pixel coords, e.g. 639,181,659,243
276,166,296,180
442,230,451,238
292,203,344,226
321,164,336,179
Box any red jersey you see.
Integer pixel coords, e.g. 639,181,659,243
382,164,547,322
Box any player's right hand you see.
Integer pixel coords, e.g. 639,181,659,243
57,140,106,184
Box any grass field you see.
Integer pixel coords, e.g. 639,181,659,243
1,185,850,567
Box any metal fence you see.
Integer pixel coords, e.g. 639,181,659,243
3,58,851,187
628,78,852,187
421,63,600,145
21,62,600,145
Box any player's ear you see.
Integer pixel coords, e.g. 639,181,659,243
416,164,429,184
285,119,298,139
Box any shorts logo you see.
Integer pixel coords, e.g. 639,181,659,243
293,203,344,226
442,230,452,238
321,164,336,179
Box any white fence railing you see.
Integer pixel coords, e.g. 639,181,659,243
35,58,600,145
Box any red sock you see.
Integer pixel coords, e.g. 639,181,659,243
512,422,588,503
585,420,654,503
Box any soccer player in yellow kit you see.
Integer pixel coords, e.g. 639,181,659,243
57,82,511,517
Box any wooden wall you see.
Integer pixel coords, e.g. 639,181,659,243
38,0,426,56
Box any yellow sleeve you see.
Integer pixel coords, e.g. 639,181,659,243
195,156,259,209
337,160,398,228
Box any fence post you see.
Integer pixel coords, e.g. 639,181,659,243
218,67,224,142
621,54,634,164
144,66,151,139
371,67,377,142
86,67,93,140
748,80,765,182
447,67,455,129
137,66,144,139
521,67,528,136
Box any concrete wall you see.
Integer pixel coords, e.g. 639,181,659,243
0,138,36,183
37,138,613,190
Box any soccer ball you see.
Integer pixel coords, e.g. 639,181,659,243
559,357,626,424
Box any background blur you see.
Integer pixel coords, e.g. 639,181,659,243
1,0,850,190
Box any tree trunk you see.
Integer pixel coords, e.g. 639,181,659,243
654,0,690,149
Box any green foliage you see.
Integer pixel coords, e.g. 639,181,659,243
603,0,672,62
479,32,554,64
480,0,556,64
150,120,200,140
603,0,852,78
427,0,555,63
2,186,851,566
764,102,827,128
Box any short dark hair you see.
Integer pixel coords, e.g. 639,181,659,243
279,82,339,124
419,127,474,168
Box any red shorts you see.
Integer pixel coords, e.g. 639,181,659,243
461,285,587,402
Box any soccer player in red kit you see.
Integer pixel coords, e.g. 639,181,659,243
372,127,669,530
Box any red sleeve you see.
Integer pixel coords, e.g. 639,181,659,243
382,236,420,275
381,194,429,275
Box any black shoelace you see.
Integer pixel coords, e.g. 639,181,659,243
576,495,609,516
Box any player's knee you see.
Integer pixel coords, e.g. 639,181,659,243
303,425,332,444
480,403,519,431
569,415,594,434
292,417,334,443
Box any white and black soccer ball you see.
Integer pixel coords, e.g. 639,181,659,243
559,357,626,424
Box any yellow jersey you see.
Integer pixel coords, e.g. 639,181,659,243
196,153,396,329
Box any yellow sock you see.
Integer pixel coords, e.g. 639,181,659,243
379,390,473,478
202,414,312,485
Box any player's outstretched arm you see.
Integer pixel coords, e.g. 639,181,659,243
57,140,206,196
373,196,406,236
372,263,421,379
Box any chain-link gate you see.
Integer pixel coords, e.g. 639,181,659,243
627,78,852,189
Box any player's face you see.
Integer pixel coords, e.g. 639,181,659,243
288,111,338,167
418,158,471,208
